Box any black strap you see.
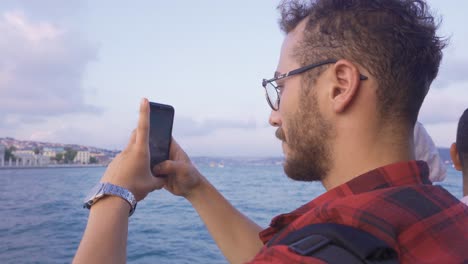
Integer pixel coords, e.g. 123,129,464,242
272,223,398,264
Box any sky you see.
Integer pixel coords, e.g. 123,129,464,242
0,0,467,157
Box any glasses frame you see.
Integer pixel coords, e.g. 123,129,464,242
262,59,368,111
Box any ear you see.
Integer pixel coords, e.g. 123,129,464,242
450,143,462,171
330,60,362,113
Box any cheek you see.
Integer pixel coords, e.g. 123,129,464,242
280,78,302,111
279,87,292,110
281,112,299,149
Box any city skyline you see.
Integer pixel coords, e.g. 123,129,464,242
0,0,467,157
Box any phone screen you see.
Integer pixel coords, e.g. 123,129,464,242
149,102,174,173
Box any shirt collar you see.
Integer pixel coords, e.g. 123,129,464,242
267,160,430,231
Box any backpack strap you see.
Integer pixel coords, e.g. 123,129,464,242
272,223,398,264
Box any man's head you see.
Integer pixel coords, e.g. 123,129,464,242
450,108,468,176
267,0,446,183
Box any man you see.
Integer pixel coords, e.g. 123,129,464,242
74,1,468,263
450,109,468,205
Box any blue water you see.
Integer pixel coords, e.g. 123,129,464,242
0,164,464,264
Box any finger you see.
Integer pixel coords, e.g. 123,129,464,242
169,137,181,159
126,129,137,148
153,160,177,176
136,98,150,147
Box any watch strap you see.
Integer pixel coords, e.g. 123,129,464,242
84,182,137,216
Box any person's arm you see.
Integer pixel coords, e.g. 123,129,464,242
73,98,165,264
73,197,130,264
188,177,264,263
155,141,264,264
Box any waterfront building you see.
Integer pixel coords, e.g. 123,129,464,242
36,155,51,166
90,152,110,165
13,153,50,167
13,149,35,156
74,150,91,164
14,153,35,166
96,155,111,165
43,147,65,158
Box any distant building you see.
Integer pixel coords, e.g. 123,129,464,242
91,152,111,165
0,145,5,166
43,147,65,158
36,155,51,166
13,149,35,156
74,150,91,164
14,153,35,166
13,152,50,166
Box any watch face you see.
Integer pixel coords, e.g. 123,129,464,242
84,183,104,204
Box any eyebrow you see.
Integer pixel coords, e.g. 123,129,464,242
274,71,281,78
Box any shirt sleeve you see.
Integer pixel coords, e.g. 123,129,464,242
414,122,447,182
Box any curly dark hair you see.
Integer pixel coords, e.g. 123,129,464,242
277,0,447,125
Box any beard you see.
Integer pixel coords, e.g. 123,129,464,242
276,91,333,182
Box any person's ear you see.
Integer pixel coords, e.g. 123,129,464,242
450,143,462,171
330,59,362,113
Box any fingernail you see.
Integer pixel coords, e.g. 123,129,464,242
140,98,146,106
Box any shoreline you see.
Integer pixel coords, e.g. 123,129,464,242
0,164,106,170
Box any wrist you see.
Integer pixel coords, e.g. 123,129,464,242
84,182,138,216
186,175,210,202
100,177,147,202
90,195,131,213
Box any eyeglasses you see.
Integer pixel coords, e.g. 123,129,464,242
262,59,368,111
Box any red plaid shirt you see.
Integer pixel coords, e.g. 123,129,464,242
247,161,468,263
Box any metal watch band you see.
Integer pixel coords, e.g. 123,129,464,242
102,183,137,216
84,182,137,216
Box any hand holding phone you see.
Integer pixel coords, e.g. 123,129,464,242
98,98,166,201
149,101,174,175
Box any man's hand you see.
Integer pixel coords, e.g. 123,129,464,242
152,139,205,200
74,98,166,264
101,98,165,201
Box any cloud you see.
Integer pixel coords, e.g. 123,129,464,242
0,11,100,128
0,112,275,156
418,52,468,124
419,80,468,124
432,57,468,88
174,116,257,137
179,125,281,157
0,112,132,151
0,0,83,21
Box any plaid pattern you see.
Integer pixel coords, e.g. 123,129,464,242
247,161,468,263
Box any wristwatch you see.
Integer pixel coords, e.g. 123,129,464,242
83,182,137,216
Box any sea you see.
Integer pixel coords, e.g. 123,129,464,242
0,162,464,264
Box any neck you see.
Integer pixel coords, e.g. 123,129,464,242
321,122,413,191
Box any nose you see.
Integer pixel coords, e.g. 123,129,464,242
268,109,281,127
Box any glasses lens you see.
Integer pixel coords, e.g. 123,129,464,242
265,82,279,110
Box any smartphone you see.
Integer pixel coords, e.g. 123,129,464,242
149,101,174,174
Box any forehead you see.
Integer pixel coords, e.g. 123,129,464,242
276,19,307,75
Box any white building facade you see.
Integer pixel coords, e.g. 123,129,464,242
74,151,91,164
12,153,51,166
